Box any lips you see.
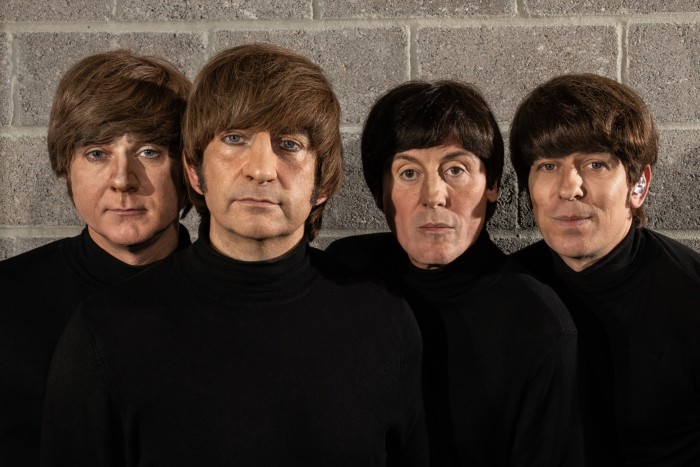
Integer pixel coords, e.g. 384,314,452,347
238,197,278,206
418,222,454,233
108,208,147,215
552,215,592,227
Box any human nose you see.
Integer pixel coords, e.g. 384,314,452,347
244,132,276,184
110,153,138,192
558,167,584,200
420,172,447,208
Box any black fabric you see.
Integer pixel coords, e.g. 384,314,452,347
512,226,700,467
0,226,191,467
326,230,583,467
40,234,428,466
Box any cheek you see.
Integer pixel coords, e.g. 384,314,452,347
68,170,99,205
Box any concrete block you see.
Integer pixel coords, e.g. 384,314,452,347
0,34,11,126
213,28,409,125
675,236,700,253
517,190,536,229
15,32,206,126
318,0,514,18
322,134,388,230
489,153,517,230
525,0,700,15
121,0,310,20
628,23,700,123
0,136,81,225
180,211,200,240
310,233,345,251
417,25,617,121
645,129,700,229
0,0,111,22
0,238,14,260
493,232,541,255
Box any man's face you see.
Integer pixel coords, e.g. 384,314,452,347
528,152,649,271
187,129,325,260
383,143,498,269
68,134,182,263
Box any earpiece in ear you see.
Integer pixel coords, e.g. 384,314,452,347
632,177,646,196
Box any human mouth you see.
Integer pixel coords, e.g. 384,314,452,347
108,208,147,216
418,223,454,233
552,215,591,227
237,197,278,207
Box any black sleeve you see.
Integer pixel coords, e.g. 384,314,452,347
386,301,430,467
511,331,585,467
40,308,125,467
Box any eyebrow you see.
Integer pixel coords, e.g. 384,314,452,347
276,128,311,139
393,149,475,164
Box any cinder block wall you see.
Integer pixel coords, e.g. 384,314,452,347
1,1,699,258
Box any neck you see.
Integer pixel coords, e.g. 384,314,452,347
208,227,305,262
88,222,179,266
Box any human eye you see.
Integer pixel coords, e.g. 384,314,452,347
138,147,161,159
280,139,302,152
587,160,608,170
399,168,418,180
222,133,244,145
536,161,557,172
445,165,465,176
85,149,106,161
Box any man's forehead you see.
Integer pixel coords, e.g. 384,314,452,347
392,146,478,163
532,151,617,161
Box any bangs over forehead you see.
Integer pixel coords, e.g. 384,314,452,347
390,83,498,164
184,45,339,159
361,80,503,217
510,73,658,187
48,50,190,178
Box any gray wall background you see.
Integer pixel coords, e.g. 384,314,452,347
1,0,699,259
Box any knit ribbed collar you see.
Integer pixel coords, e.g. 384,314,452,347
400,229,507,302
64,225,191,288
552,223,647,294
179,225,318,306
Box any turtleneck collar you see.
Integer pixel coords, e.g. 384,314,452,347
180,222,317,306
552,223,647,293
400,229,506,302
64,225,191,288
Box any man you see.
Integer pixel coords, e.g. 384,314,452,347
41,44,427,466
0,50,191,466
509,73,700,466
326,80,582,466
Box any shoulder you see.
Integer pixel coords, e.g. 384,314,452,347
509,239,559,284
0,237,70,274
510,239,550,267
325,232,394,266
311,244,406,304
79,254,183,320
643,228,700,267
495,258,577,337
323,232,401,283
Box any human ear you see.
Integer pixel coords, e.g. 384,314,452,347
486,181,499,203
313,193,328,206
629,164,652,209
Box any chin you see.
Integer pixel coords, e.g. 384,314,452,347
409,250,459,269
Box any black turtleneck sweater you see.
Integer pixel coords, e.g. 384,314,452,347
0,226,191,467
512,226,700,466
40,234,428,466
326,231,583,467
